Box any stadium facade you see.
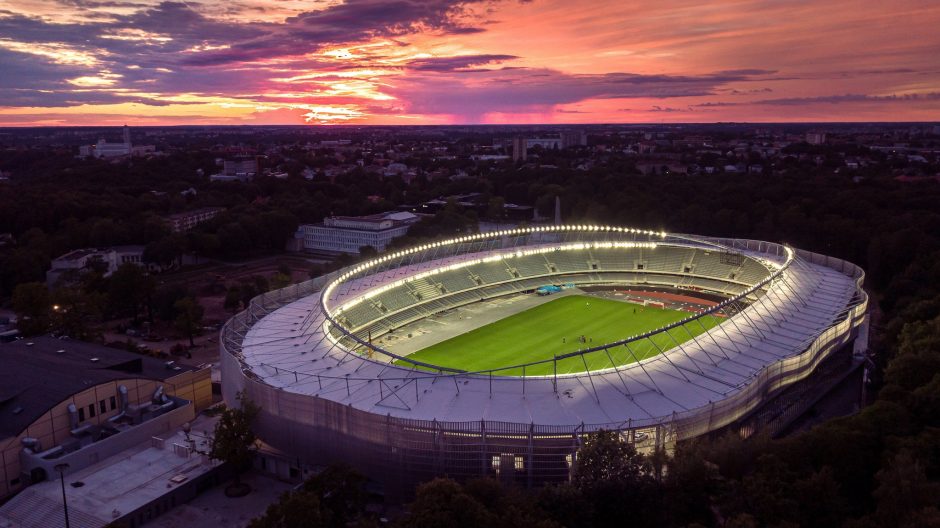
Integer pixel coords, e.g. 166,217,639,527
220,226,867,493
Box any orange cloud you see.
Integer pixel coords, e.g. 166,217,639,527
0,0,938,125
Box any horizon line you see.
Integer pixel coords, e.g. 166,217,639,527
1,120,939,129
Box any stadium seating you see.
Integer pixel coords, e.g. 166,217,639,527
332,244,772,334
546,250,591,272
408,278,443,301
375,288,417,312
465,261,514,284
506,254,552,277
438,273,477,293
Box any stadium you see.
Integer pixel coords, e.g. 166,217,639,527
220,225,868,494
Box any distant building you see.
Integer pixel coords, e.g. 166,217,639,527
224,158,259,176
384,162,409,177
78,125,155,159
163,207,225,233
560,130,587,148
93,138,131,157
318,139,352,147
296,211,420,255
210,156,260,182
512,136,527,162
130,144,156,156
526,137,562,149
0,336,211,501
46,246,150,287
470,154,511,161
806,132,827,145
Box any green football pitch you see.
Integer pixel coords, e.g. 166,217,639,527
396,294,721,376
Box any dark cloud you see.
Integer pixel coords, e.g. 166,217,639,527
713,69,777,76
388,67,769,120
727,87,773,95
406,54,517,72
0,0,503,108
650,105,691,112
187,0,492,66
694,101,740,107
0,48,126,107
755,92,940,105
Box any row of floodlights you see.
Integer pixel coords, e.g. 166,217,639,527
335,241,659,312
325,225,667,300
320,244,799,367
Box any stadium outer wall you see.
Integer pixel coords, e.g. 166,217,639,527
220,235,868,497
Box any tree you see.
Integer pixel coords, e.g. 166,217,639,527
399,478,495,528
302,465,371,528
486,196,506,222
573,429,645,488
210,392,260,495
358,245,377,259
0,249,49,298
571,430,661,527
270,272,291,290
152,283,188,321
50,285,105,340
872,451,940,528
239,282,258,309
218,222,251,259
12,282,50,336
107,263,154,322
143,234,187,268
173,297,204,346
249,489,328,528
249,465,376,528
224,286,243,313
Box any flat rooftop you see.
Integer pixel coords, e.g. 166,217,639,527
0,414,220,528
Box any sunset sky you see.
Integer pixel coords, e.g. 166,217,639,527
1,0,939,126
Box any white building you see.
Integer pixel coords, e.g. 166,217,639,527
78,126,154,158
163,207,225,233
45,246,150,287
93,139,132,158
296,212,420,255
806,132,827,145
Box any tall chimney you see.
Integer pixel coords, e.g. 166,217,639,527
554,196,562,225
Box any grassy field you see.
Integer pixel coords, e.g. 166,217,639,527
397,294,720,376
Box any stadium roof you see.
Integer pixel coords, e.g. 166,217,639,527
236,241,861,429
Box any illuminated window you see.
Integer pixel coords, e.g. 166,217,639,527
514,456,524,471
491,455,501,475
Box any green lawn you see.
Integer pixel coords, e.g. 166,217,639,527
396,294,720,376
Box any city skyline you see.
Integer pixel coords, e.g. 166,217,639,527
1,0,939,126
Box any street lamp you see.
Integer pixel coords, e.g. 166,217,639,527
54,463,70,528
